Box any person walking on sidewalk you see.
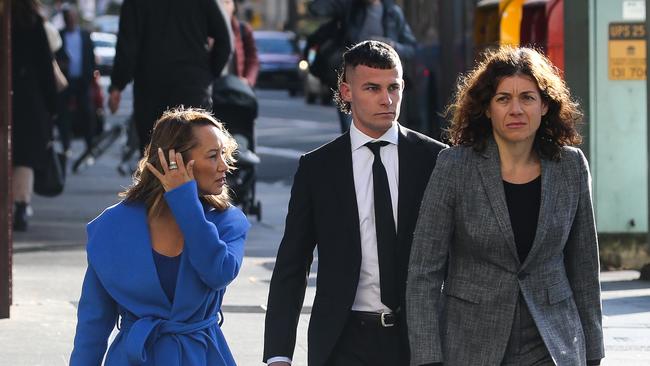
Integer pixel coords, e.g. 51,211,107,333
70,108,250,365
263,41,446,366
220,0,259,88
55,4,97,156
308,0,417,133
10,0,58,231
406,47,604,366
108,0,232,154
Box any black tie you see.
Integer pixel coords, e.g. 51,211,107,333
365,141,398,311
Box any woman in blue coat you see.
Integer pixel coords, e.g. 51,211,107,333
70,108,250,365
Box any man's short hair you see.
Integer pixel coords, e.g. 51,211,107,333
334,40,402,114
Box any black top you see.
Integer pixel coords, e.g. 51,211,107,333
503,176,541,263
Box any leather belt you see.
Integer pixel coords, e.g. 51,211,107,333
349,311,397,328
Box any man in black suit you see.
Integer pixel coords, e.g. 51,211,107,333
264,41,446,366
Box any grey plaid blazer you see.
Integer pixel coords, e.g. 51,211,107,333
406,139,604,366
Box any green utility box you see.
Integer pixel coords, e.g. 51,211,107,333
591,0,647,234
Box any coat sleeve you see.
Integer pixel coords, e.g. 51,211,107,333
406,148,456,365
263,156,317,362
241,22,259,87
70,258,118,366
85,31,97,79
390,6,417,60
206,0,233,77
110,0,139,91
165,181,249,290
34,21,57,115
564,149,605,361
308,0,346,18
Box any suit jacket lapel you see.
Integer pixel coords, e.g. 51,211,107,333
476,140,520,264
330,133,362,256
397,126,418,245
521,157,561,270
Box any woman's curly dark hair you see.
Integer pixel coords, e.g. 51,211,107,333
445,46,583,160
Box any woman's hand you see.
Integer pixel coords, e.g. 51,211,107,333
146,148,195,192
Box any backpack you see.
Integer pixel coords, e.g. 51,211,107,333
305,19,346,88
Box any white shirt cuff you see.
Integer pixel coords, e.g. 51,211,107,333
267,356,292,364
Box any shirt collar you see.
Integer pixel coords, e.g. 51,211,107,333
350,121,400,152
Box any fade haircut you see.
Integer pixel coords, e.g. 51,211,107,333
334,40,402,114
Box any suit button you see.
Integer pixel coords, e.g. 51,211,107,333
518,271,529,280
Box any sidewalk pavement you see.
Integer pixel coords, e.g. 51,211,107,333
1,135,650,365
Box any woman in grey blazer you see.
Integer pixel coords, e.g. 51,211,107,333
406,47,604,366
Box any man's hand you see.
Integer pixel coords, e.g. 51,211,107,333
108,89,121,114
239,76,250,86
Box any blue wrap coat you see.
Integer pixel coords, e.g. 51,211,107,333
70,181,250,365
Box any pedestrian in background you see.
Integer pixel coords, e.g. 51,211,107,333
70,108,250,365
56,4,97,156
10,0,58,231
406,47,604,366
308,0,417,133
220,0,259,88
108,0,232,154
264,41,446,366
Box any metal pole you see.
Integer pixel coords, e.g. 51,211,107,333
286,0,297,32
645,0,650,254
0,0,13,319
564,0,591,162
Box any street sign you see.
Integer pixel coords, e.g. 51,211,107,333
622,0,645,21
609,22,647,80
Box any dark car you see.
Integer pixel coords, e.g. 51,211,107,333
91,32,116,76
253,31,302,96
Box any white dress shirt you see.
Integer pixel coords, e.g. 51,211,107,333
267,122,400,365
349,121,399,313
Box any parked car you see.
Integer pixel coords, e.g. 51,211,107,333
253,31,303,96
93,14,119,34
91,32,116,76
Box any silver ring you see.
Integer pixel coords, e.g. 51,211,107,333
168,161,178,170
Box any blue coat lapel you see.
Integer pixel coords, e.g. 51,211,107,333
87,202,171,316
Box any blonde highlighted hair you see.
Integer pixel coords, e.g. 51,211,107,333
120,107,237,216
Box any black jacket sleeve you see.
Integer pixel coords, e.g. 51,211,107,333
263,156,317,362
110,0,139,91
389,6,417,60
206,0,232,76
308,0,347,18
34,21,57,115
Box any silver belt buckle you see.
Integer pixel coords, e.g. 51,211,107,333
380,312,394,327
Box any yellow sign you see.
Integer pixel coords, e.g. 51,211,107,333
609,23,646,80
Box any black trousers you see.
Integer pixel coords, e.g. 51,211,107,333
326,312,408,366
57,78,94,151
133,83,212,154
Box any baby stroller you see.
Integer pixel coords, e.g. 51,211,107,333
212,75,262,221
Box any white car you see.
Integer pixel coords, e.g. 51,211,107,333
91,32,117,76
